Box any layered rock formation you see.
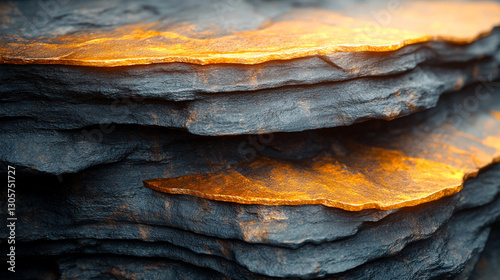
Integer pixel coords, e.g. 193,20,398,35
1,0,500,279
2,0,500,135
1,82,500,280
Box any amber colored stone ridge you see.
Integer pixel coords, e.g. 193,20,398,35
144,107,500,211
1,2,500,66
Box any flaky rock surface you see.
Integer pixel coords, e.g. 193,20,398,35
2,1,500,66
1,1,500,279
2,1,500,135
2,82,500,279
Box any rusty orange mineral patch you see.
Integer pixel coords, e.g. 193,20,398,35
1,1,500,66
144,109,500,211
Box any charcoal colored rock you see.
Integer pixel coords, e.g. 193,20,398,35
1,28,498,101
2,163,500,279
1,79,499,178
57,256,230,280
1,1,500,279
2,154,499,278
2,81,500,219
2,80,500,279
331,199,500,280
2,0,500,135
2,52,499,135
470,223,500,280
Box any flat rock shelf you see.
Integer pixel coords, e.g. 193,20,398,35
1,0,500,279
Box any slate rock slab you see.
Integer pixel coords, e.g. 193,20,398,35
2,160,500,279
2,0,500,135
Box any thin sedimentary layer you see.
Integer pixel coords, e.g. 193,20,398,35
2,1,500,66
1,28,499,102
4,164,500,279
144,82,500,211
1,81,500,212
2,55,499,135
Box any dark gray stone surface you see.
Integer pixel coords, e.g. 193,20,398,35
2,78,500,278
470,223,500,280
56,256,230,280
2,79,499,177
2,29,498,101
1,1,500,279
1,163,500,279
2,0,500,135
2,52,499,135
334,192,500,280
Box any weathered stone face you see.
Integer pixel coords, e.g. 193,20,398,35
1,0,500,279
2,1,500,135
3,83,500,210
144,84,500,211
2,159,500,279
2,82,500,279
2,1,500,66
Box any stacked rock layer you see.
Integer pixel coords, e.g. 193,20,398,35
1,0,500,279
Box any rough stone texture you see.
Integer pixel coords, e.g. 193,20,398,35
1,163,500,279
2,81,500,213
2,1,500,279
1,80,499,178
0,255,229,280
2,46,499,135
1,88,499,273
334,194,500,280
470,223,500,280
3,1,500,66
1,83,500,278
2,0,500,135
144,81,500,210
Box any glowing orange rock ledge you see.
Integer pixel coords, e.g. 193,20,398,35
1,1,500,66
144,107,500,211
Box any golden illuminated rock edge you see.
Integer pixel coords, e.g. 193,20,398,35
1,1,500,66
144,110,500,211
